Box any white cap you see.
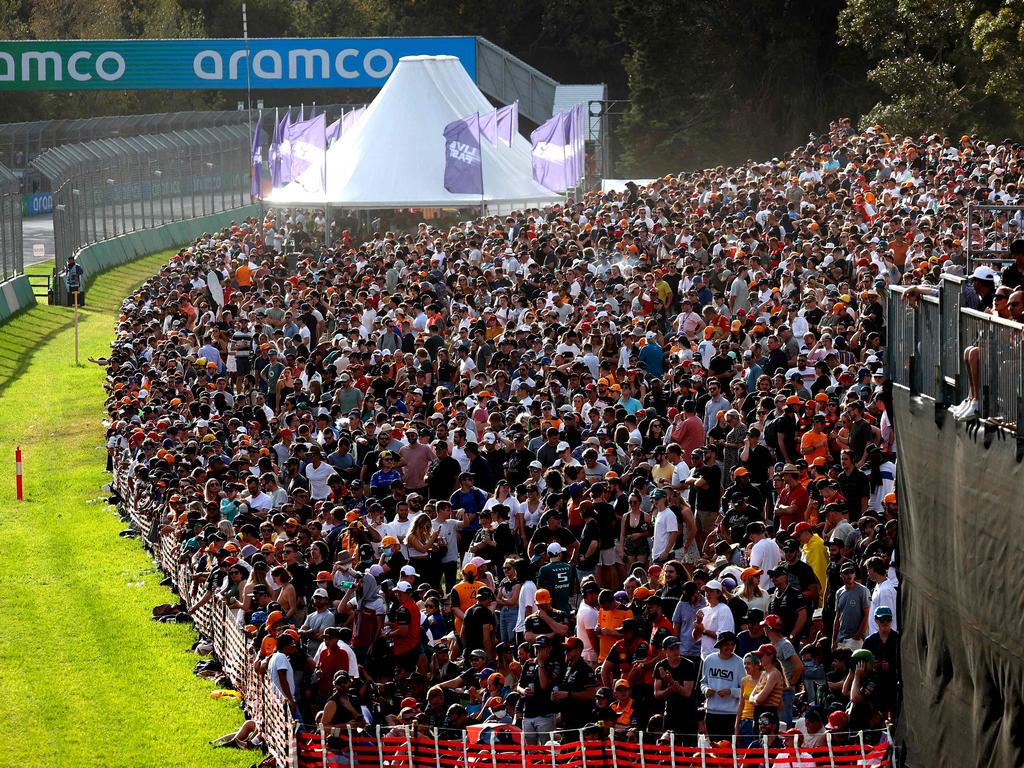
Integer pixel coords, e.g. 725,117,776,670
483,433,496,443
400,565,419,577
395,581,412,592
313,588,329,598
547,542,565,556
557,441,570,452
529,460,543,470
705,579,724,591
196,419,209,428
972,265,997,282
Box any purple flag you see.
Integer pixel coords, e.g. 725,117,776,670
326,117,342,147
272,109,294,187
340,106,366,134
286,113,327,194
479,109,498,146
251,112,263,199
443,113,483,195
531,111,569,193
496,102,518,146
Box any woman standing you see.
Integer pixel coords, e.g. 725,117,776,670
496,558,522,644
749,644,787,721
736,567,770,615
618,491,653,572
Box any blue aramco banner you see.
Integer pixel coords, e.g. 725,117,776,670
0,37,477,90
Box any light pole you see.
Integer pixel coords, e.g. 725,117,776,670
205,161,214,216
106,178,116,237
154,169,165,223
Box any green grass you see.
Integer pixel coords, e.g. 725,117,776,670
0,250,251,768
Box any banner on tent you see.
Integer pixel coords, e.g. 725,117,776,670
0,37,476,90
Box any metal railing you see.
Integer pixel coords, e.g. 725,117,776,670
887,276,1024,431
112,453,297,768
0,162,22,281
31,126,252,265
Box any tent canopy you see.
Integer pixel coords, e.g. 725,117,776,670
266,55,561,210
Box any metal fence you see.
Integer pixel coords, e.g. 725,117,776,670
31,126,252,265
5,104,361,193
0,162,22,282
887,278,1024,431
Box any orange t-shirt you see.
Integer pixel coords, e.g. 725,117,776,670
235,263,253,287
597,607,631,662
451,579,480,633
799,430,829,464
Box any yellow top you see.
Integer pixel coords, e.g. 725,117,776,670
802,534,828,606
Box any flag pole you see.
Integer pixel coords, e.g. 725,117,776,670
242,3,253,170
477,112,485,217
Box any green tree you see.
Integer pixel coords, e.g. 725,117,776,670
838,0,992,134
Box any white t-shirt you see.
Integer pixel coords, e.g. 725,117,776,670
749,537,783,589
305,461,336,500
515,579,538,633
267,651,295,697
652,507,679,560
576,602,599,660
699,601,736,658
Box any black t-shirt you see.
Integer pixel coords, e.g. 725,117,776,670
741,444,774,486
784,558,820,598
837,469,869,522
775,413,798,462
693,463,723,512
767,584,805,638
287,562,314,601
519,658,563,717
654,657,697,716
578,519,601,570
559,659,597,728
462,603,498,658
427,456,461,500
595,502,618,549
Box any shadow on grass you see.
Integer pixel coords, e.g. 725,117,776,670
0,254,170,400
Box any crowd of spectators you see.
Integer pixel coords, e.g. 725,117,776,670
103,117,1024,757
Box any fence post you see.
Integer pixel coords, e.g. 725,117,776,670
858,730,867,765
607,729,616,768
825,731,834,767
320,722,328,768
433,727,441,768
461,728,470,768
549,733,558,768
731,735,738,768
376,725,385,768
638,731,646,768
579,728,588,768
986,325,998,418
669,731,676,768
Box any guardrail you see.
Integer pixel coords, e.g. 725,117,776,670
887,275,1024,432
111,452,298,768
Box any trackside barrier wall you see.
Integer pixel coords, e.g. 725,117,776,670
112,446,894,768
0,273,36,321
55,204,258,304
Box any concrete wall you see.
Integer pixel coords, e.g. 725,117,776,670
894,386,1024,767
64,204,259,301
0,274,36,322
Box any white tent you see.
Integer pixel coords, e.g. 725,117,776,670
266,55,562,210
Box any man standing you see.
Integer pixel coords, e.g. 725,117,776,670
833,562,871,651
699,631,745,738
65,255,85,306
865,556,898,635
517,636,563,743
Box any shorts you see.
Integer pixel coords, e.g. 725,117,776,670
695,509,719,533
838,638,864,651
599,548,621,566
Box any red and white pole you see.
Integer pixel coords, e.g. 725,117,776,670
15,445,23,501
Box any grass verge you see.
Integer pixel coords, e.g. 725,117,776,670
0,250,251,768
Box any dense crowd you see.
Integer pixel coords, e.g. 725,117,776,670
102,118,1024,757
